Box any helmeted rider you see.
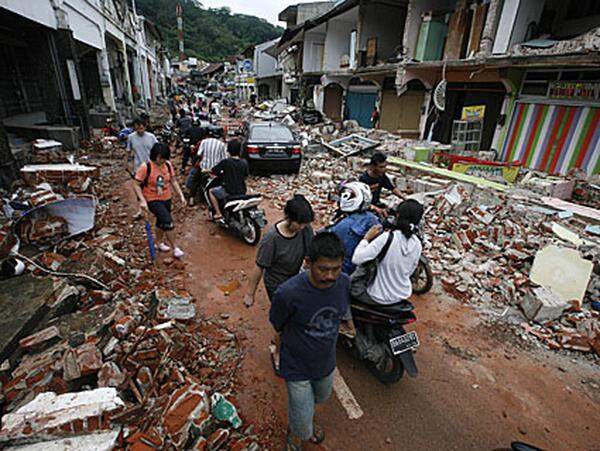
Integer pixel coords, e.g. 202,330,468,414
328,181,380,275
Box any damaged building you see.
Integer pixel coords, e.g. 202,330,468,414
0,0,171,188
272,0,599,176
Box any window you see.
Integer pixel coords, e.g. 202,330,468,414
520,71,559,97
250,125,294,142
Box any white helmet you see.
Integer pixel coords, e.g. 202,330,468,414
339,181,372,213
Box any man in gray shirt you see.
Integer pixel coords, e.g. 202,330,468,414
127,118,157,171
127,117,157,218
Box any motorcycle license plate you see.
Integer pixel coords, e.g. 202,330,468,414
389,331,419,355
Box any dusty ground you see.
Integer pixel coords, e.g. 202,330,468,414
156,196,599,451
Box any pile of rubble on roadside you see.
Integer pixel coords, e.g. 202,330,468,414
0,141,262,449
243,105,599,359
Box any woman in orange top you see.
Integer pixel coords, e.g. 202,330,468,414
134,143,186,258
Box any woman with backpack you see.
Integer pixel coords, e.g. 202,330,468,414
351,199,424,305
133,143,186,259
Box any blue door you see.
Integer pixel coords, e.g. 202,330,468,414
345,91,377,128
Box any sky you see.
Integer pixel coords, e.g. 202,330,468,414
200,0,314,25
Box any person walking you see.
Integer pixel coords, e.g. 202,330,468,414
127,117,158,218
270,232,350,450
127,117,158,172
359,152,403,214
133,143,186,259
244,195,314,306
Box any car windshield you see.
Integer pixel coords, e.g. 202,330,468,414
250,125,293,142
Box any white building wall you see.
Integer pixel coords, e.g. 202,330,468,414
303,32,326,72
493,0,545,54
254,39,280,78
0,0,57,29
323,19,355,71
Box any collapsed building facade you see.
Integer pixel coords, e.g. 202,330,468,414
0,0,171,159
272,0,599,176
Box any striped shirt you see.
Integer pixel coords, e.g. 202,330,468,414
197,138,227,171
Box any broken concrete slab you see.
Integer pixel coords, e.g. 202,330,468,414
6,430,120,451
521,287,570,322
156,289,196,321
322,134,380,158
530,245,594,306
0,275,54,363
20,164,99,187
0,388,124,445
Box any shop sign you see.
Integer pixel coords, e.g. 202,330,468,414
453,163,520,183
461,105,486,121
549,81,600,101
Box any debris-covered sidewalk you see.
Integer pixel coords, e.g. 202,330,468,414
0,139,262,449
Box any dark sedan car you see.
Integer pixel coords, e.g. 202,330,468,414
242,122,302,174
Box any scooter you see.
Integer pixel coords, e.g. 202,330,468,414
341,298,419,384
201,176,266,245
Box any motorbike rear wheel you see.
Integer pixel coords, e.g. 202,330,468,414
411,257,433,295
367,352,404,384
240,216,261,246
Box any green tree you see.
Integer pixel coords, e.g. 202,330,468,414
136,0,283,62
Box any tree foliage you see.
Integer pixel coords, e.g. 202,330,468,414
136,0,283,62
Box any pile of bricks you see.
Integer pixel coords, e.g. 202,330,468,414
0,143,264,449
247,142,599,358
422,184,600,356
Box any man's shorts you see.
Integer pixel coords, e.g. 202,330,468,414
147,200,173,230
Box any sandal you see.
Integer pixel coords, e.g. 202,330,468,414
309,424,325,445
285,432,302,451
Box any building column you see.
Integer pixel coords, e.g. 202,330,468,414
121,41,134,105
477,0,503,57
97,45,116,111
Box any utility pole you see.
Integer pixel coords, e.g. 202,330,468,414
176,3,184,62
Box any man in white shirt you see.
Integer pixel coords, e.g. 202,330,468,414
187,130,227,206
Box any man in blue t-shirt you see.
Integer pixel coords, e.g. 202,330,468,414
270,232,349,450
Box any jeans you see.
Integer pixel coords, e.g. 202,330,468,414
286,370,334,441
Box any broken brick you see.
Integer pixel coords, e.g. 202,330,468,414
19,326,61,352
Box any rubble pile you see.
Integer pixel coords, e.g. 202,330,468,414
419,184,599,356
0,144,262,449
248,128,599,358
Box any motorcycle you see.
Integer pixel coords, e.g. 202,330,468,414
341,298,419,384
201,176,266,245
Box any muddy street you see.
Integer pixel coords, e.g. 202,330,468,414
175,198,599,451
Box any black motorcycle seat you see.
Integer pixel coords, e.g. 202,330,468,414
353,299,414,313
225,193,262,202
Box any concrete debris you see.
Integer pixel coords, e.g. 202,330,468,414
0,125,262,450
0,388,124,445
530,245,594,307
322,134,380,158
6,430,120,451
521,287,570,323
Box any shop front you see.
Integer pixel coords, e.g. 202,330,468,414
344,78,378,128
379,78,425,136
499,69,600,176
